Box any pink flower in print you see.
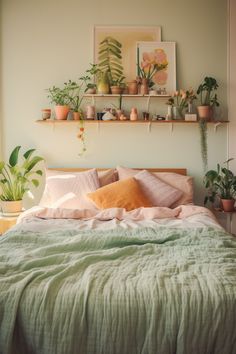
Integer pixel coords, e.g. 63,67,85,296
154,49,167,65
154,70,168,85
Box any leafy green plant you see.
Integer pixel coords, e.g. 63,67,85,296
64,80,84,113
0,146,43,201
197,77,220,106
80,64,101,92
204,159,236,205
47,85,71,106
98,36,125,86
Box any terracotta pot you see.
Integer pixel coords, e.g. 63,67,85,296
221,199,235,212
86,87,96,94
197,105,212,121
54,105,70,120
127,80,138,95
73,111,82,120
110,86,122,95
1,200,23,214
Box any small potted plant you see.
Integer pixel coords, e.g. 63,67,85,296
110,76,125,95
204,159,236,212
47,84,71,120
196,76,220,120
64,80,84,120
80,64,101,94
0,146,43,214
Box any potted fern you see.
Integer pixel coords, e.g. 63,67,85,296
0,146,43,214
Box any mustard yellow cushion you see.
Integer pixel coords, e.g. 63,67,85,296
87,177,153,211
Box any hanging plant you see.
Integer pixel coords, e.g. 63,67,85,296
77,118,86,157
199,119,208,172
98,36,125,86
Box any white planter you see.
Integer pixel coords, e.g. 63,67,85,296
0,200,23,214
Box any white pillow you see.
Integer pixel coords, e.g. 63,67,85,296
134,170,183,208
39,169,100,209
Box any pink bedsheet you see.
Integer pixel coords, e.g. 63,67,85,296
19,205,216,222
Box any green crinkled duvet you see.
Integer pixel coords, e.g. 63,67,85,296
0,225,236,354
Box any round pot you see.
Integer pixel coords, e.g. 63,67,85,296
1,200,23,214
127,80,138,95
221,199,235,212
54,105,70,120
73,111,82,121
86,88,96,94
197,105,212,121
110,86,122,95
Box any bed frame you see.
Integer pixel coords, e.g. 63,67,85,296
48,168,187,176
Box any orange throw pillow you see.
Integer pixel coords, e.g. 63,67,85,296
87,177,153,211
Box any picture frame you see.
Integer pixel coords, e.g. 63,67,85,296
136,41,176,94
94,26,161,82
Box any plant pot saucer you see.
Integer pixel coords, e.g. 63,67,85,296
1,211,22,217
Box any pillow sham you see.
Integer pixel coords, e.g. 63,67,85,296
87,177,153,211
39,168,118,208
134,170,183,207
39,168,100,209
116,166,193,207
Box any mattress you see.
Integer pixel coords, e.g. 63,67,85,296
0,205,236,354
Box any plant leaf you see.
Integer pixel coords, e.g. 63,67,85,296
9,146,21,167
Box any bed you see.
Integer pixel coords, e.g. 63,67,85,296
0,166,236,354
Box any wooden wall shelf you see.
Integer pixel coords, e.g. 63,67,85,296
36,119,229,124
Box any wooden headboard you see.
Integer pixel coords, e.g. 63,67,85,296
48,168,187,176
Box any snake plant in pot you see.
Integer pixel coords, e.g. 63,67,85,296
204,159,236,212
0,146,43,214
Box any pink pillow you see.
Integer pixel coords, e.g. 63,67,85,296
134,170,183,207
117,166,193,207
40,169,100,209
98,169,118,187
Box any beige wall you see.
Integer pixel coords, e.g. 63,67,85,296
0,0,228,205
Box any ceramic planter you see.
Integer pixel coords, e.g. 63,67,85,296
197,105,212,121
221,199,235,212
110,86,122,95
1,200,23,214
73,111,82,121
127,81,138,95
54,105,70,120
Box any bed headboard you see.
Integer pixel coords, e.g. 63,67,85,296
48,168,187,176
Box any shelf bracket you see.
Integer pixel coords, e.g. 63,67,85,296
97,121,100,132
169,122,174,133
214,122,221,132
147,122,152,133
146,96,151,113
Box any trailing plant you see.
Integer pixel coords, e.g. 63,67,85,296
197,77,220,106
204,159,236,205
64,80,84,113
97,36,125,86
199,119,208,173
0,146,43,201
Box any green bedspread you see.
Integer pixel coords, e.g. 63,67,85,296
0,225,236,354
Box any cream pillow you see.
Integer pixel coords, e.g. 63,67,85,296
87,177,153,211
134,170,183,207
39,168,100,209
116,166,193,207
